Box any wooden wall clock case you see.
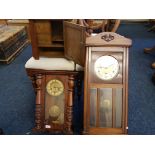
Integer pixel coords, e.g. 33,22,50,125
26,69,83,134
83,33,132,134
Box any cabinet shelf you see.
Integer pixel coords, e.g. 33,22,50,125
38,44,64,48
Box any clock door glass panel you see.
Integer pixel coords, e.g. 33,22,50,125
115,88,122,128
90,88,97,127
99,88,112,127
45,79,65,125
89,87,123,128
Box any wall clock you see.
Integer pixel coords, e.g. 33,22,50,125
84,32,132,134
26,70,82,134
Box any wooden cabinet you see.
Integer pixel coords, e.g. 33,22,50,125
30,20,87,66
30,20,65,59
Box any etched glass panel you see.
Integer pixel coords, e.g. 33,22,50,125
45,80,65,125
115,88,122,128
90,88,97,127
99,88,112,127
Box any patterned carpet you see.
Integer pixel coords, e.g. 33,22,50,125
0,23,155,134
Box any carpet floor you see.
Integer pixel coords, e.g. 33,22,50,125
0,23,155,135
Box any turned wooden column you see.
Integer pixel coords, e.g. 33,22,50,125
28,75,37,94
65,74,75,134
34,74,44,130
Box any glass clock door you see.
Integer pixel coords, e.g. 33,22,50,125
45,79,65,126
90,87,122,128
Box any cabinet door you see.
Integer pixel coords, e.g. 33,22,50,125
63,21,86,66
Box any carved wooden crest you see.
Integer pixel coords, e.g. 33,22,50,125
101,34,114,42
86,32,132,47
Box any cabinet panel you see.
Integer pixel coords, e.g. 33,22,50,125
35,21,52,34
37,34,52,45
51,20,63,42
64,21,86,66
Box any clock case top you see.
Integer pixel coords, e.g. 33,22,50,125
85,32,132,47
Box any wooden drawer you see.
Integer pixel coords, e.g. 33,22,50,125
35,21,52,34
37,34,52,45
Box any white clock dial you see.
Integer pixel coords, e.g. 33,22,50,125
94,55,119,80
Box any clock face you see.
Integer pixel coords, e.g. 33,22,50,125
46,79,64,96
94,55,119,80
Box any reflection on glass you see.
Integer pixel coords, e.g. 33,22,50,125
99,88,112,127
90,88,97,127
115,88,122,128
45,92,64,125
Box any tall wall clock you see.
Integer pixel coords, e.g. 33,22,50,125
26,70,82,134
84,32,132,134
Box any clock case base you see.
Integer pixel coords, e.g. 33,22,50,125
26,68,83,134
